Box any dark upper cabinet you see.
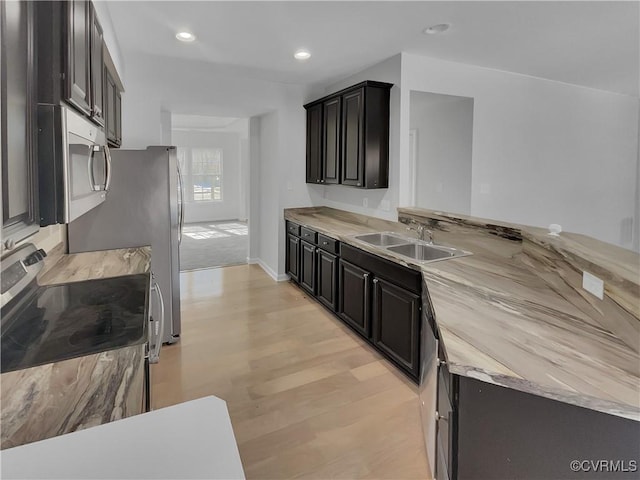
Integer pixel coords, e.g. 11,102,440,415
304,81,391,189
341,88,364,186
36,1,122,136
305,102,323,184
300,240,317,295
372,276,421,378
65,0,92,116
316,249,338,311
1,0,40,248
322,97,341,184
337,259,371,338
104,59,122,148
286,233,300,282
89,3,104,126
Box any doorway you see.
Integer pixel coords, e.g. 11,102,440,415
172,114,250,271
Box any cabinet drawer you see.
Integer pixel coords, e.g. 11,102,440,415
300,227,317,244
340,243,422,294
317,234,338,253
286,221,301,236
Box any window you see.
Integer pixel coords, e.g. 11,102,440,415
177,147,223,201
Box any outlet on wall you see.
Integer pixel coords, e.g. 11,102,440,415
363,197,368,208
582,271,604,300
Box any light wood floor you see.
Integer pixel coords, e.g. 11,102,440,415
152,264,430,479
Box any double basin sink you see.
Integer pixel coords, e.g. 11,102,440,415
353,232,471,264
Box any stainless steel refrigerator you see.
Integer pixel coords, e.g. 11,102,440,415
67,146,183,344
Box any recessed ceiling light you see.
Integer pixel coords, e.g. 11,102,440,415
423,23,451,35
294,49,311,61
176,31,196,42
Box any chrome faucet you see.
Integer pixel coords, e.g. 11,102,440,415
406,221,433,243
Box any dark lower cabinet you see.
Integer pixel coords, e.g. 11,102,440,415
372,276,421,378
337,259,371,338
300,240,316,295
316,249,338,311
286,233,300,282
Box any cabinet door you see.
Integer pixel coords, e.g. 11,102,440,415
65,0,91,116
1,1,39,246
337,259,371,337
305,103,323,184
286,233,300,282
300,240,316,295
115,88,122,145
372,276,421,377
316,249,338,311
104,67,117,144
341,88,365,187
322,97,341,184
89,4,104,125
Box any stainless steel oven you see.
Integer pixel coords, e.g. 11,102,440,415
37,104,112,225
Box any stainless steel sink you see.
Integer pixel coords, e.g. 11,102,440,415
387,243,464,262
354,232,410,247
352,231,471,264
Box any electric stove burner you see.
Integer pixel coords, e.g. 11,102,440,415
0,273,150,374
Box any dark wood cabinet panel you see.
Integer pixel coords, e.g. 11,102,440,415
65,0,91,116
341,88,364,187
322,97,341,184
316,249,338,311
89,3,104,126
305,102,323,184
300,240,317,295
1,0,40,246
104,62,122,147
286,233,300,283
338,259,371,338
304,81,391,189
372,276,421,378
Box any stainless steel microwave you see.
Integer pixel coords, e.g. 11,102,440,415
38,105,112,225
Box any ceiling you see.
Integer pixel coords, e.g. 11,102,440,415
107,1,639,97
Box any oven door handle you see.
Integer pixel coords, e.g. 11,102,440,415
149,281,165,364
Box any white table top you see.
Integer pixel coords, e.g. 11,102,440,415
1,396,245,479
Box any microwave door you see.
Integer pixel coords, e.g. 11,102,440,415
65,133,107,222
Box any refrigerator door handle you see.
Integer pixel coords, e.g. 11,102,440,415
103,144,113,191
149,280,165,364
177,164,185,244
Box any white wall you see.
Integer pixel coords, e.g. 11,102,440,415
401,53,639,249
410,92,473,215
120,52,314,277
93,1,124,77
304,54,402,221
172,130,243,223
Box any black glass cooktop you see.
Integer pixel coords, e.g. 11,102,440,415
1,274,150,374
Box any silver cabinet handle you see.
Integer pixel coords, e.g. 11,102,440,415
435,411,448,421
149,281,165,364
363,273,369,280
438,358,447,367
373,278,378,284
103,144,113,191
322,241,329,245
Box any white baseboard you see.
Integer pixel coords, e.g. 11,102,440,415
255,259,289,282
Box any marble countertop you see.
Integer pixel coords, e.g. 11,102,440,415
284,207,640,421
38,244,151,286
